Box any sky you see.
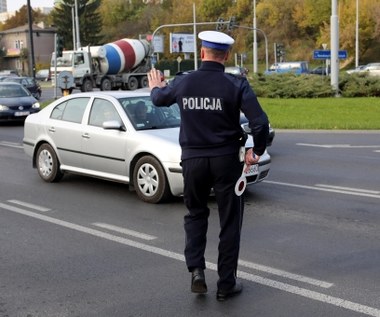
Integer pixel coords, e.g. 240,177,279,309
7,0,55,12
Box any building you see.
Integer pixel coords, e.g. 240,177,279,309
0,0,6,13
0,23,55,75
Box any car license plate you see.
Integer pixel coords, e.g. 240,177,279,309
244,164,259,176
15,111,30,116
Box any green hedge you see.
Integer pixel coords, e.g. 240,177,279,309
250,73,380,98
156,60,380,98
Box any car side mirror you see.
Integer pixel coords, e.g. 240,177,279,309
103,120,126,131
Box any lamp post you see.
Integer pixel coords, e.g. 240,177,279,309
355,0,359,68
26,0,35,77
330,0,339,96
253,0,257,73
74,0,81,49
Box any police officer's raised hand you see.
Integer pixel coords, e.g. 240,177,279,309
148,68,166,90
244,148,260,172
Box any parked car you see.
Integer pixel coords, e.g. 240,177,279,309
240,114,275,147
225,66,249,77
35,69,51,81
264,61,309,75
346,65,366,74
358,63,380,77
0,82,40,122
0,69,19,77
310,66,330,75
1,76,42,99
23,90,271,203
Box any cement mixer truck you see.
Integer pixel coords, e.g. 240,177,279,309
51,38,153,92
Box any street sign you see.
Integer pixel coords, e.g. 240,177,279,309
313,50,348,60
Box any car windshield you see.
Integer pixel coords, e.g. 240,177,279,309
118,96,181,130
0,85,29,97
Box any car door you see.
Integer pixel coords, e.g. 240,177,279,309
48,97,90,168
81,97,128,178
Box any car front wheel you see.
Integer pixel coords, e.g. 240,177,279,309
36,143,63,182
133,156,171,203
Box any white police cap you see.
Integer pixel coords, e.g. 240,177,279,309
198,31,235,51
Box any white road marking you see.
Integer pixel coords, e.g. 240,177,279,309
1,201,380,316
238,260,333,289
0,141,23,149
297,143,380,149
92,222,157,240
264,180,380,199
315,184,380,195
7,199,51,212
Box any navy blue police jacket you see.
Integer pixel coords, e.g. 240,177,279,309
150,61,269,160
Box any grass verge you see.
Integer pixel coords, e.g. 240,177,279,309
260,97,380,129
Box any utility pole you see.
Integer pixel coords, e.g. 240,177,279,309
27,0,36,77
330,0,339,96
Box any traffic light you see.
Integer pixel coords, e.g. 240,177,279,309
275,43,285,61
56,34,64,58
228,16,237,31
216,17,225,31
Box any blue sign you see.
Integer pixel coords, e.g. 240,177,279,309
313,50,348,60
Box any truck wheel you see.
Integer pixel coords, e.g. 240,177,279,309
139,76,148,88
127,77,138,90
100,78,112,91
133,156,171,204
81,79,93,92
36,143,64,183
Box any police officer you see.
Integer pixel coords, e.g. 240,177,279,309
148,31,269,301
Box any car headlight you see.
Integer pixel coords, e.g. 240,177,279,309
0,104,10,111
32,102,40,109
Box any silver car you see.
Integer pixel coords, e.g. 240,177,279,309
23,90,271,203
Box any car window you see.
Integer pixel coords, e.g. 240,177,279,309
50,97,89,123
118,96,181,130
88,98,121,127
0,84,29,97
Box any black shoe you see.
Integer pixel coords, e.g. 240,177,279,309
216,281,243,301
191,268,207,294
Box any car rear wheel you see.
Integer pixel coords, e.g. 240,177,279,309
36,143,63,182
133,156,171,203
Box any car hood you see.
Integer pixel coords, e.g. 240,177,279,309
0,96,37,106
132,127,182,162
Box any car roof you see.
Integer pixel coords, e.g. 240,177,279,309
64,89,151,99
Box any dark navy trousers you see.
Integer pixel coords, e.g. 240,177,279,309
182,154,244,291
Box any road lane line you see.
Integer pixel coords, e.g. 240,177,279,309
0,141,23,149
7,199,51,212
315,184,380,195
264,180,380,199
297,143,380,149
238,260,333,289
92,222,157,240
1,203,380,316
237,270,380,317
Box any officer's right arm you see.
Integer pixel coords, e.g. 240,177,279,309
240,81,269,156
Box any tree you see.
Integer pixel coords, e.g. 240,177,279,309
51,0,103,49
2,5,47,30
99,0,151,42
